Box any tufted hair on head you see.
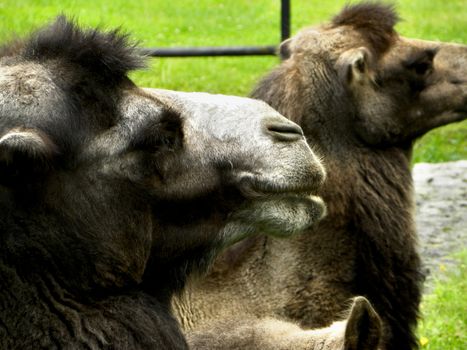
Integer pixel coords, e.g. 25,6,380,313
331,2,399,57
19,16,146,84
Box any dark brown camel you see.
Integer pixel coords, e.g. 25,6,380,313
0,17,327,349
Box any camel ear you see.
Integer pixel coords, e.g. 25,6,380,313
344,297,382,350
279,38,293,60
0,128,57,186
337,47,374,85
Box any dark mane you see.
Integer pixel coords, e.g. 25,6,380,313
331,2,399,56
0,17,149,156
3,16,146,84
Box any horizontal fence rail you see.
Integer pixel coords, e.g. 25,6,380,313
143,0,290,57
141,45,277,57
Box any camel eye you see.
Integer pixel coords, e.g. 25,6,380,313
131,110,184,153
413,61,431,75
403,48,437,76
374,75,384,88
404,59,432,76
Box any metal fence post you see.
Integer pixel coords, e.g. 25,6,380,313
142,1,291,57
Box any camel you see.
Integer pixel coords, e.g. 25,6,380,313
0,17,326,349
174,3,466,350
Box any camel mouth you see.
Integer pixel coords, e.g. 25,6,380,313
454,105,467,114
235,172,322,198
445,108,467,123
232,172,327,225
229,192,327,237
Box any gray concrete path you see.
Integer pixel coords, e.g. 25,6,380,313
413,160,466,291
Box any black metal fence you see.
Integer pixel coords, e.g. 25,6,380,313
142,0,290,57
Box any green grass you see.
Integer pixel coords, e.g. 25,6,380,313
413,122,467,163
418,250,467,349
0,1,465,163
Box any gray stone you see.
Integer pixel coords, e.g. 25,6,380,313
414,160,467,291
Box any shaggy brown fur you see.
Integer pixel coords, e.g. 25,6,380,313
174,3,467,350
331,3,398,57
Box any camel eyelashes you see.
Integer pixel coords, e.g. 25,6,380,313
412,62,431,75
131,109,184,152
403,48,438,75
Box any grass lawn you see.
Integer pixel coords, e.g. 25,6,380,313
418,251,467,349
0,2,465,348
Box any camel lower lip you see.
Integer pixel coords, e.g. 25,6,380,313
243,186,320,200
237,177,319,198
237,193,327,237
256,193,326,218
297,194,326,214
233,172,323,205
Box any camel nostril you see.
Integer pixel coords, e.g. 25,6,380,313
266,121,304,142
